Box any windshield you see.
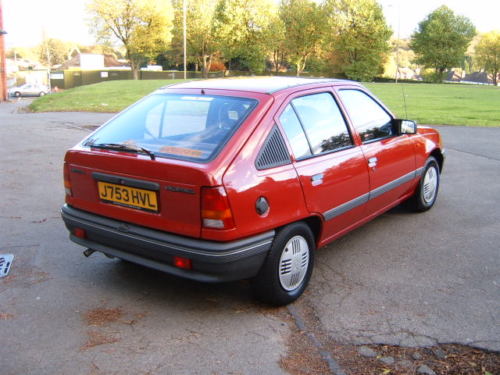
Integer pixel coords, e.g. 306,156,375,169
84,94,258,162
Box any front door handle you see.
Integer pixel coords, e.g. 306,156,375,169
311,173,324,186
368,157,378,168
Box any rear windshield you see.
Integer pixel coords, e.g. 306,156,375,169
84,94,258,162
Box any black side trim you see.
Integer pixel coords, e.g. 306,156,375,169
92,172,160,191
255,126,291,170
324,193,369,221
322,168,422,221
369,170,416,200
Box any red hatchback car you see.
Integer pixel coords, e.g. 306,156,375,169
62,77,444,305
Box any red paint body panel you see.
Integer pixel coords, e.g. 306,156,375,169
361,135,416,214
294,148,369,242
64,77,443,250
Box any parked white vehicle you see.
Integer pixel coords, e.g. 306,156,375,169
8,83,49,97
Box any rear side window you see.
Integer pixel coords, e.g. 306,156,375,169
280,92,352,159
292,93,352,154
279,104,312,159
338,90,393,143
84,94,257,162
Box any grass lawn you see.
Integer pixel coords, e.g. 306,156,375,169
29,80,182,113
30,79,500,127
365,83,500,127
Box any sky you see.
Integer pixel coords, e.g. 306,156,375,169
2,0,500,49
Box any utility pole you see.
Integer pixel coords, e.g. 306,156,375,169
0,0,8,102
183,0,187,80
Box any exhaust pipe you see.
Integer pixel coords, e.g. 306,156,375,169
83,248,95,257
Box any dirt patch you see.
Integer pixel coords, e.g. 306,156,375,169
280,327,331,375
79,306,147,351
83,307,123,326
80,330,120,351
0,267,50,290
278,295,499,375
0,313,14,320
266,305,330,375
327,342,500,375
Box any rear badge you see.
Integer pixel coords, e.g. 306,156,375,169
165,186,195,195
0,254,14,278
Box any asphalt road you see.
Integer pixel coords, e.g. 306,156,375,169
0,100,498,375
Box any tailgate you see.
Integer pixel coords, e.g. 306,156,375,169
65,150,213,238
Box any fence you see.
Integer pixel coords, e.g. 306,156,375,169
49,69,227,90
48,69,326,90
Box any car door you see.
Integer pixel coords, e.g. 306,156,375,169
277,90,370,243
24,85,35,95
336,88,416,216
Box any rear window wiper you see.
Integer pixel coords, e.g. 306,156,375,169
90,143,156,160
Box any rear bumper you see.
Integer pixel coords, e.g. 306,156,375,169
61,204,274,282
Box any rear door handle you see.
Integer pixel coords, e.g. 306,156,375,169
368,157,378,168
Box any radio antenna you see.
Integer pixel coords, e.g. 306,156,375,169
401,84,408,119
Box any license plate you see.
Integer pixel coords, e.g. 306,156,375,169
97,181,158,212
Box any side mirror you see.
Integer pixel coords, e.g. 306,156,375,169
394,119,417,135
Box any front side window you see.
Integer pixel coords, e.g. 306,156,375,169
338,89,393,143
84,94,257,162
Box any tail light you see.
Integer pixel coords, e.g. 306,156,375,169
63,163,72,197
201,186,235,229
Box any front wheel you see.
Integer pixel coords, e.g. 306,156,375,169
252,222,315,306
405,156,440,212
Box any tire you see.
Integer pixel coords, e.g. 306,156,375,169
39,92,46,97
405,156,440,212
14,92,21,97
252,222,315,306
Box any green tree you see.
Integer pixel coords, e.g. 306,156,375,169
38,38,71,67
172,0,219,77
6,47,39,63
213,0,275,73
324,0,391,81
410,6,475,82
280,0,325,76
262,12,287,73
87,0,173,79
384,38,416,79
475,31,500,86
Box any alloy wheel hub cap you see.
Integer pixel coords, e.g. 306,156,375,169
423,166,438,204
278,235,309,291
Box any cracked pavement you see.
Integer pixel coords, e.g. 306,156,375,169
0,100,499,374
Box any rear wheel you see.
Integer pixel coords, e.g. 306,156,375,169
39,92,46,97
252,222,315,306
14,92,21,97
405,156,440,212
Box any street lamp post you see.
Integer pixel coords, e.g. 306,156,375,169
0,0,8,101
387,2,401,83
183,0,187,80
395,1,401,84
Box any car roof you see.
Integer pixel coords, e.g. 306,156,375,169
162,76,356,94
